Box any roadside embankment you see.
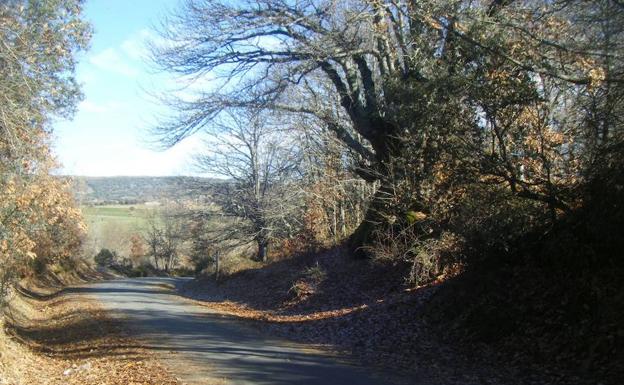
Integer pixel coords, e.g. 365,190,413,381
178,247,592,385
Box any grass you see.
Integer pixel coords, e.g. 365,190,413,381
81,204,158,231
82,204,153,223
80,204,160,257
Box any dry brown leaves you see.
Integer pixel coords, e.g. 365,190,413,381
179,248,595,385
179,249,450,376
186,299,369,323
1,287,180,385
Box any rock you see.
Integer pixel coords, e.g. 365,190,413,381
64,362,91,375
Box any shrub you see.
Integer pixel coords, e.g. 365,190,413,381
171,266,194,277
94,248,116,267
366,223,464,286
30,256,49,276
288,262,326,300
303,262,326,283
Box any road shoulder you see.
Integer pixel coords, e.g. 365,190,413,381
1,283,180,385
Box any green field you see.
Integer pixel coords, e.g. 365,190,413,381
80,204,159,257
81,204,155,227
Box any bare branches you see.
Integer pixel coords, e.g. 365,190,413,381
194,109,304,261
150,0,425,167
150,0,624,257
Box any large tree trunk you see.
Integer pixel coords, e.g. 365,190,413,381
349,130,415,258
349,182,394,258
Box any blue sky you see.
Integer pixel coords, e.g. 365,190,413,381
53,0,203,176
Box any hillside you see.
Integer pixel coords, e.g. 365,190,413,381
69,176,223,205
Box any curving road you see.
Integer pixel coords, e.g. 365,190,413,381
85,278,406,385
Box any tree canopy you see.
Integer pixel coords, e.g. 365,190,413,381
151,0,623,258
0,0,90,301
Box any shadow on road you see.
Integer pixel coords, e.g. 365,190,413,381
89,278,408,385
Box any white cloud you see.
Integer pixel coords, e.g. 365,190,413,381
56,131,204,177
120,28,157,61
89,48,138,77
121,39,143,61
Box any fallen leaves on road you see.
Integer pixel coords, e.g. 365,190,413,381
1,286,181,385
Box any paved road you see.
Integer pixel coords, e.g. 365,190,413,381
86,278,404,385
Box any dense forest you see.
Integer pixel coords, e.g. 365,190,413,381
1,0,622,384
147,0,623,264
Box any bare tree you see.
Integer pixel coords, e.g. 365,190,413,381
148,0,430,254
195,109,302,261
144,214,164,269
143,208,184,272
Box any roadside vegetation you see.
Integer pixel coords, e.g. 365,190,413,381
0,0,89,303
0,2,175,382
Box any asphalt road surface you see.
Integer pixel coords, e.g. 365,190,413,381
87,277,405,385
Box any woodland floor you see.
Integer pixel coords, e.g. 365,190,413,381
179,247,599,385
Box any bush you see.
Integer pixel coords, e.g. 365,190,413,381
288,262,327,300
30,256,49,276
58,256,78,273
171,266,194,277
94,248,116,267
127,262,161,277
366,223,463,286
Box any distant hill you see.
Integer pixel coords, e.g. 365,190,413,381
69,176,223,205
